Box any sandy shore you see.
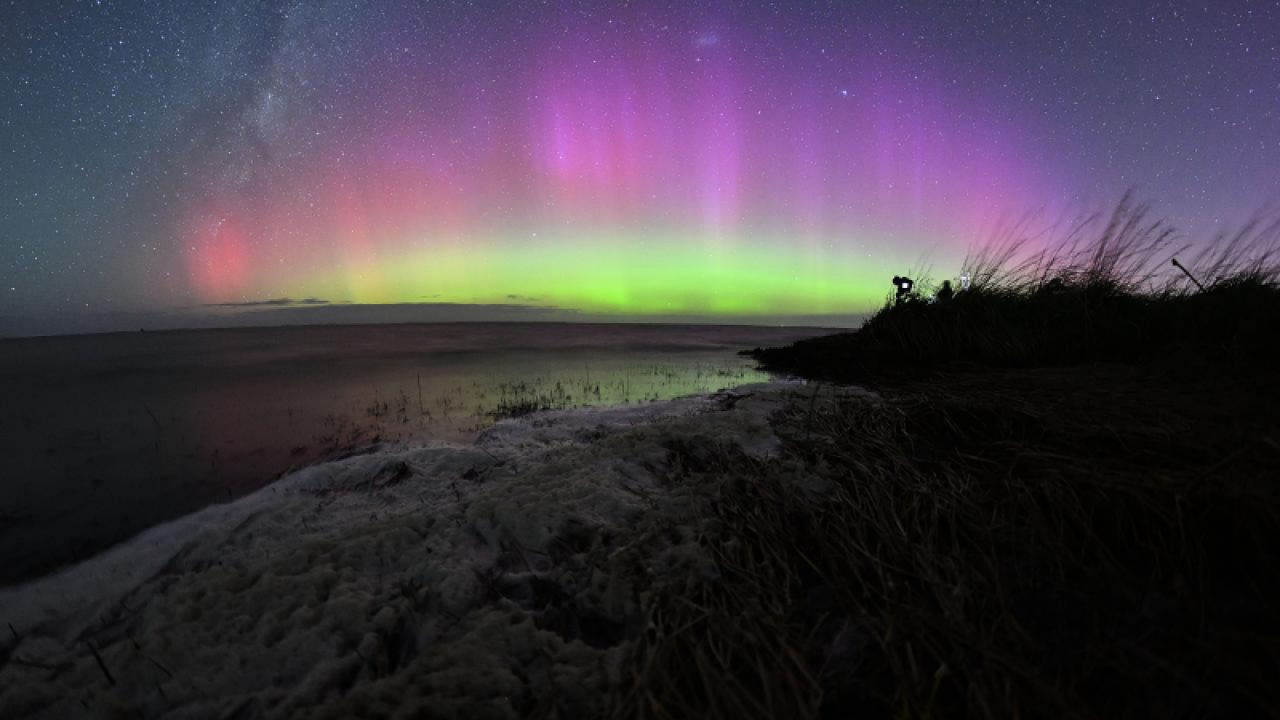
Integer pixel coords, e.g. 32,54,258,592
0,382,824,719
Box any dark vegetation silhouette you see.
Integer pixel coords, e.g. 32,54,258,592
891,275,914,304
620,194,1280,718
753,192,1280,380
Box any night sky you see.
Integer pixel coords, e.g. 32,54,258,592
2,1,1278,334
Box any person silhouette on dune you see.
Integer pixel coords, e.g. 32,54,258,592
892,276,914,304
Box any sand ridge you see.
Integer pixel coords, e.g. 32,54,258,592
0,382,814,719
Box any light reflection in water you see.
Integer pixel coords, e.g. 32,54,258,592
0,324,826,584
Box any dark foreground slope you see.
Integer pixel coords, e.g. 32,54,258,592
632,370,1277,718
703,277,1280,716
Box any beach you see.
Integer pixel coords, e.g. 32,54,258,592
0,381,824,718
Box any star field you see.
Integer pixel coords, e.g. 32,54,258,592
2,0,1277,330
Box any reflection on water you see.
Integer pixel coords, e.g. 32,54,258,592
350,354,771,438
0,323,828,584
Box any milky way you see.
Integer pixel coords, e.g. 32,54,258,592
3,1,1278,330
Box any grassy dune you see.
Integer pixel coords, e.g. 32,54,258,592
611,371,1278,718
753,193,1280,380
613,197,1280,718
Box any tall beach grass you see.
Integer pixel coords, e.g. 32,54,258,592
621,195,1280,717
752,192,1280,380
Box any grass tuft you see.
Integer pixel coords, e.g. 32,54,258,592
753,194,1280,381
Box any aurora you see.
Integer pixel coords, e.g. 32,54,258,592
3,1,1277,332
175,12,1048,317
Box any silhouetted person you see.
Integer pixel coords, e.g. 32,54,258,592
892,276,914,304
936,280,954,302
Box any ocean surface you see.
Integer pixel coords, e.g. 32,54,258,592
0,322,828,586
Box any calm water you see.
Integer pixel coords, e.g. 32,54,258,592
0,322,828,585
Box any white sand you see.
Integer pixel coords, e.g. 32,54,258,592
0,382,823,719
